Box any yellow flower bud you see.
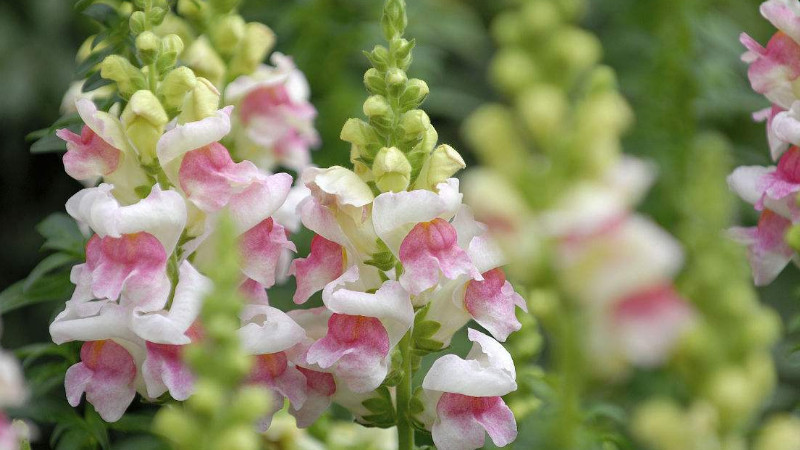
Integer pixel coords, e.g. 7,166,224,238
159,66,197,112
178,77,221,123
340,118,376,148
463,104,529,179
183,37,226,87
363,95,391,118
211,15,246,57
373,147,412,192
121,90,168,164
400,78,429,110
385,67,407,88
414,144,465,190
520,1,561,36
705,367,762,428
490,48,539,95
516,84,567,146
100,55,147,98
399,109,430,140
229,23,276,79
135,31,160,65
549,27,602,75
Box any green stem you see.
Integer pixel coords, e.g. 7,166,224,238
554,301,582,448
396,332,414,450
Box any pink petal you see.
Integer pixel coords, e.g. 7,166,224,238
399,218,481,295
434,393,517,450
57,125,121,181
306,314,390,393
240,218,296,288
730,209,794,285
613,284,695,367
463,269,526,342
248,352,307,408
761,0,800,44
65,341,137,422
179,142,259,212
228,172,294,234
84,233,170,310
290,367,336,427
743,31,800,108
142,341,195,400
289,234,345,304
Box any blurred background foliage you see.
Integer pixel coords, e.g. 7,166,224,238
1,0,800,447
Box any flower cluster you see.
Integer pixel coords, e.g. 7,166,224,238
463,0,695,380
730,0,800,285
49,0,316,425
282,1,525,447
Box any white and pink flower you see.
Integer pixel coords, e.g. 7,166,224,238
225,53,319,172
422,329,517,450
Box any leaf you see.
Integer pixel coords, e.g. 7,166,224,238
85,407,112,450
23,253,76,292
15,342,76,368
36,213,86,256
76,47,113,78
83,71,113,93
107,413,156,433
55,429,93,450
82,3,119,26
30,133,68,154
0,274,74,315
74,0,97,12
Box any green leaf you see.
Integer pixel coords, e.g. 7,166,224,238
85,407,112,450
15,342,76,367
83,71,114,93
107,413,156,433
83,3,119,26
23,253,76,292
30,133,68,153
76,47,113,78
37,213,86,256
75,0,97,12
0,274,74,315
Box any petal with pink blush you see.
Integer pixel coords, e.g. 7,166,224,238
399,218,481,295
178,142,259,212
755,105,791,159
228,172,294,234
84,233,170,310
65,340,137,422
132,261,210,345
761,0,800,44
142,341,194,400
248,352,308,411
66,184,187,254
306,314,390,393
290,234,345,304
240,218,296,288
290,367,336,427
463,269,527,342
433,393,517,450
57,125,121,181
613,285,695,367
156,106,233,169
240,278,269,305
741,31,800,108
298,196,349,246
730,209,794,285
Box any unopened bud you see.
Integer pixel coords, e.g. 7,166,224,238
550,27,602,75
705,368,761,428
517,85,567,146
183,37,226,86
490,48,539,95
129,10,147,35
155,34,184,73
177,0,205,18
212,427,258,450
364,68,386,95
100,55,147,98
178,77,221,123
390,37,414,70
211,15,246,57
399,109,430,140
148,6,167,26
368,45,390,71
136,31,160,65
340,118,375,148
381,0,407,41
491,12,524,46
210,0,241,14
425,144,465,186
520,1,560,36
463,104,528,178
229,23,276,78
188,380,224,415
399,78,429,111
787,224,800,252
121,90,168,164
159,66,197,112
230,386,271,422
373,147,411,192
363,95,391,118
385,67,407,88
